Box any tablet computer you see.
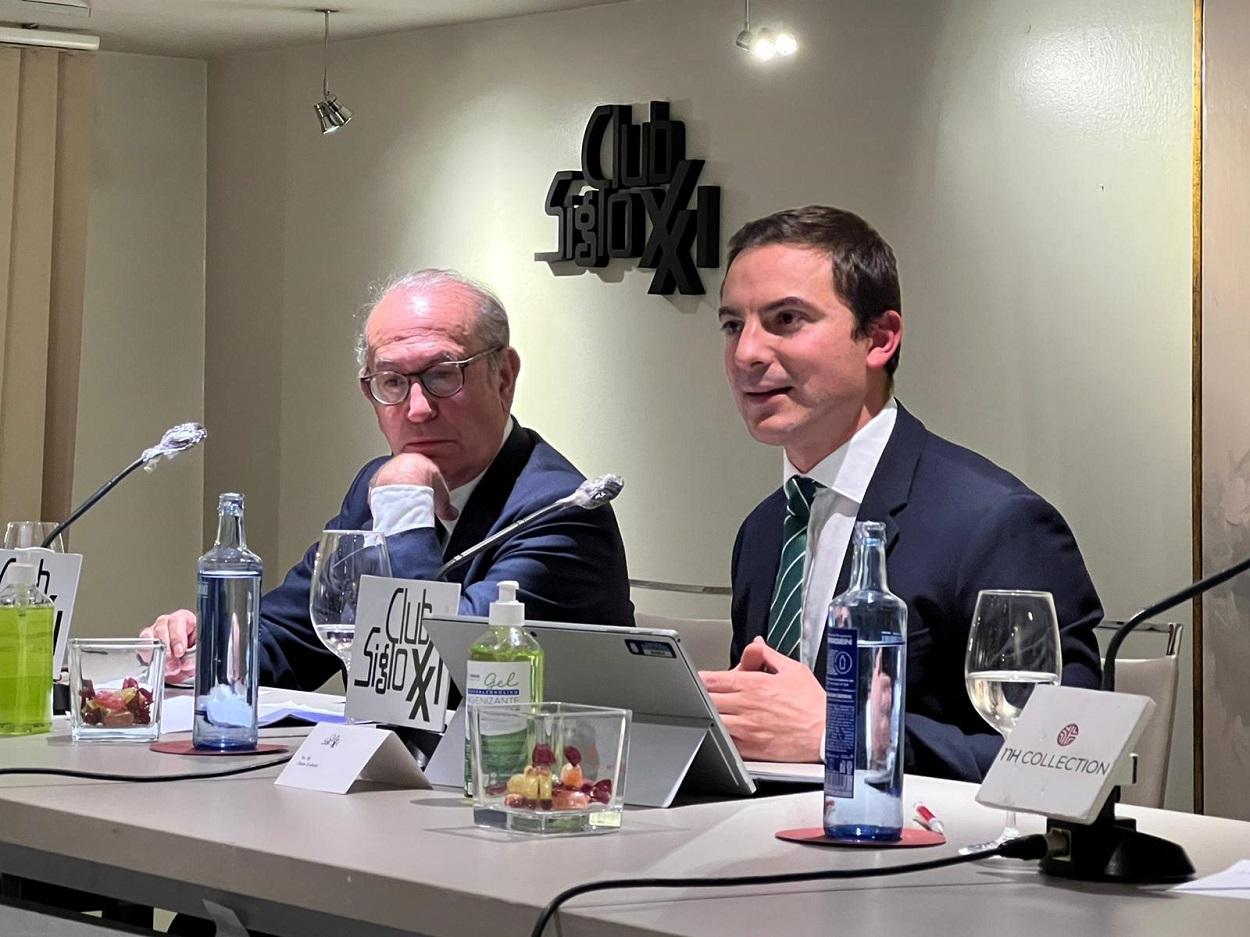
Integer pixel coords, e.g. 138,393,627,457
423,614,757,807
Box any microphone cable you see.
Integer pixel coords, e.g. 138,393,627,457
530,832,1067,937
0,756,292,783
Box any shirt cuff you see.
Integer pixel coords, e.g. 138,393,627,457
369,484,434,535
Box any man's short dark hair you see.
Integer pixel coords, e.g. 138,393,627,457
726,205,902,376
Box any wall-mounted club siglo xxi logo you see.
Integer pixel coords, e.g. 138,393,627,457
535,101,720,295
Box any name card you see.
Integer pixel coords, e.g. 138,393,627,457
0,549,83,676
976,684,1155,824
345,576,461,731
274,723,432,794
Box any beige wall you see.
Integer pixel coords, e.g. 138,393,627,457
72,51,206,635
197,0,1192,801
1201,0,1250,821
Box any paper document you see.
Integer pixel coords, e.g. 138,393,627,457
1172,860,1250,899
161,690,346,734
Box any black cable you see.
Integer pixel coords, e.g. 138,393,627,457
0,756,291,783
530,833,1060,937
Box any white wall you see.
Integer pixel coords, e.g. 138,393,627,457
73,51,206,635
201,1,1193,802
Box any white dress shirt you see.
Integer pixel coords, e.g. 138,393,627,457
785,400,898,669
368,417,514,542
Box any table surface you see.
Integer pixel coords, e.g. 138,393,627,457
2,707,1249,937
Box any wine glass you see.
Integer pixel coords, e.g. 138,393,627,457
4,521,65,553
962,589,1062,852
309,530,391,676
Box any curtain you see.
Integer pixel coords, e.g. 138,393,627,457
0,46,95,527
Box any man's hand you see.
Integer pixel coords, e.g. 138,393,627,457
700,636,825,762
141,609,198,684
372,453,458,522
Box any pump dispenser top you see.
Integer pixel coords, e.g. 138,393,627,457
489,580,524,627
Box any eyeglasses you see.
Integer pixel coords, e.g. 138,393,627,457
360,346,502,405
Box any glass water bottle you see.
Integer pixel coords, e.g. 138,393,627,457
193,492,263,750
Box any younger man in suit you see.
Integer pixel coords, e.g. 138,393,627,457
702,206,1102,782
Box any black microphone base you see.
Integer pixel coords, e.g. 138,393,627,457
1040,801,1194,884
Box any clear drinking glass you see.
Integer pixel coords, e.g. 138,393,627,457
309,530,391,675
962,589,1062,852
4,521,65,553
68,637,166,742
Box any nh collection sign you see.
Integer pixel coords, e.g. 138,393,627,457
535,101,721,296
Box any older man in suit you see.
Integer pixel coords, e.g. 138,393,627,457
147,269,633,690
702,206,1102,782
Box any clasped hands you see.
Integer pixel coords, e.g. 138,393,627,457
700,636,896,764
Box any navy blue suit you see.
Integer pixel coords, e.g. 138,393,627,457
730,404,1103,782
258,422,634,690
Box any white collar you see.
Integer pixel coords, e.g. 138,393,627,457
782,399,898,504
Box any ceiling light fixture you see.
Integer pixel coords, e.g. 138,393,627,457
313,8,352,134
734,0,797,62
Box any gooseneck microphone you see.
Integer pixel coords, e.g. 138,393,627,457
40,422,208,548
434,474,623,579
1039,550,1250,885
1102,551,1250,691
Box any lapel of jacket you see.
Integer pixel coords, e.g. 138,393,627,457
831,402,927,597
443,421,535,583
740,488,787,647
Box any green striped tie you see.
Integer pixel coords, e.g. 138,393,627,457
766,475,822,659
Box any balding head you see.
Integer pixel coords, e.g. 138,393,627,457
357,269,520,488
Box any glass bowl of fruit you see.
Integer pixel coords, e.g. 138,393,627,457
68,637,165,742
468,702,629,835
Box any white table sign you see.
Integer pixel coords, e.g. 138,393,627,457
345,576,461,731
0,549,83,675
976,684,1155,824
274,723,432,794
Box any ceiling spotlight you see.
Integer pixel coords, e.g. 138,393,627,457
774,32,798,56
752,27,777,61
314,9,352,135
735,1,798,63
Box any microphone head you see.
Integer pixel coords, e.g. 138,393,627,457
573,474,624,509
141,422,207,471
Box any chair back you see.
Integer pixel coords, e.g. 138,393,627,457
1114,623,1184,808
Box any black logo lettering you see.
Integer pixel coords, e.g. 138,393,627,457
536,101,720,295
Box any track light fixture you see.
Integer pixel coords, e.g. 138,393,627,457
734,0,797,62
314,9,352,134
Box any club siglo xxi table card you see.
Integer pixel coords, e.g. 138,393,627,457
344,575,461,732
976,684,1155,824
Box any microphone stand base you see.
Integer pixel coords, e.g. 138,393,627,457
1040,796,1194,884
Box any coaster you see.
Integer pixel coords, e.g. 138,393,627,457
149,740,289,756
776,827,946,848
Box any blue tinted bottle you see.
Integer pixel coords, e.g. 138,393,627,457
824,521,907,841
193,492,263,750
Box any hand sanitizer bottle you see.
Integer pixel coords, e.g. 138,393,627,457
824,521,907,841
0,553,54,736
194,492,263,751
464,581,543,797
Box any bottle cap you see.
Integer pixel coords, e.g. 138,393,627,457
489,580,524,627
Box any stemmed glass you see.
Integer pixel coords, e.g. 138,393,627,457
962,589,1062,852
4,521,66,553
309,530,391,676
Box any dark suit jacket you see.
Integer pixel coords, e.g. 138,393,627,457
258,421,634,690
730,404,1103,782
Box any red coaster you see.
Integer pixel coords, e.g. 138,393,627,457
149,740,289,756
776,827,945,848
